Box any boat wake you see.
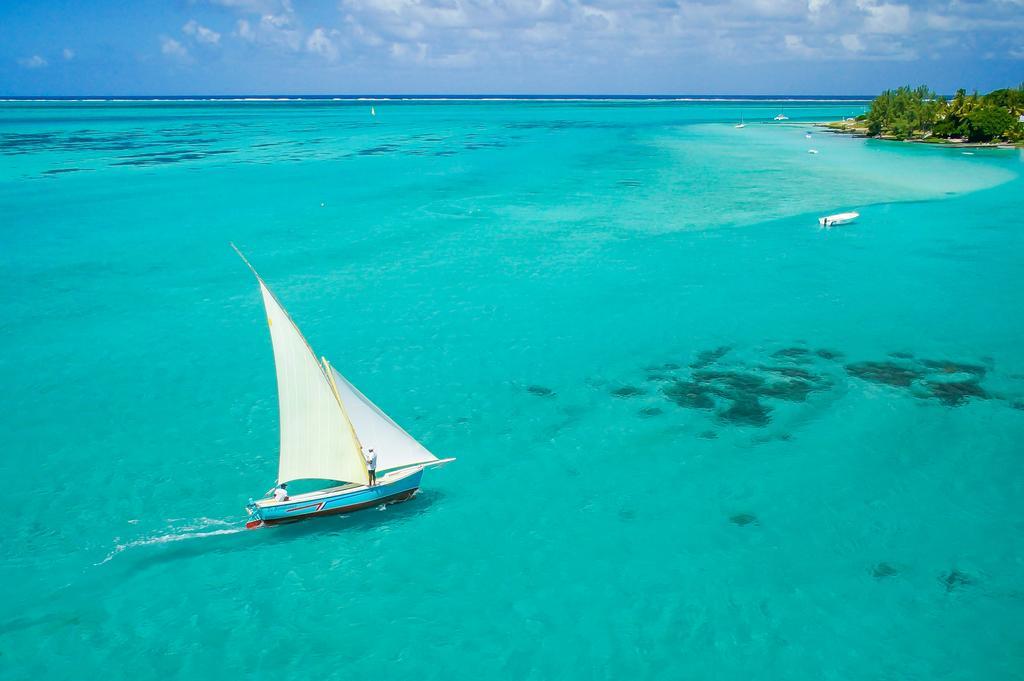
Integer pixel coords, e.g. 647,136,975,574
97,518,245,565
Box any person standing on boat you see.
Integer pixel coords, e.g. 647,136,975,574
272,483,288,502
364,447,378,486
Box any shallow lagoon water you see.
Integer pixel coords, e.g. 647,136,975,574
1,100,1023,679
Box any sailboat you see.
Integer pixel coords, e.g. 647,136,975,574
734,116,746,129
774,107,789,121
370,106,376,117
233,245,454,529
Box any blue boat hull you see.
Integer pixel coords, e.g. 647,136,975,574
246,468,424,528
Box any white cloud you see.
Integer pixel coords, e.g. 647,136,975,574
235,11,302,51
840,33,864,52
17,55,48,68
306,27,340,61
858,1,910,34
183,19,222,45
390,41,428,63
62,48,75,60
208,0,287,13
160,36,190,60
236,19,254,40
198,0,1023,77
784,34,817,57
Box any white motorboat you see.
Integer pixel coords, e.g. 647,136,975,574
818,211,860,228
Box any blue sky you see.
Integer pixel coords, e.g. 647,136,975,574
1,0,1021,95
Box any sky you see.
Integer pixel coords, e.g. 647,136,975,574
0,0,1021,96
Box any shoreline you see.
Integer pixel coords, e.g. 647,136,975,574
814,120,1021,149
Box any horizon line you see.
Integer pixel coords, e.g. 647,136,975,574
0,93,876,101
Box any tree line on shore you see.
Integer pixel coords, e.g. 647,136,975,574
863,84,1023,143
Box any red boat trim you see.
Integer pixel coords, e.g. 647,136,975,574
285,501,326,514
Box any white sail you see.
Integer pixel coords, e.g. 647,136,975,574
258,281,369,486
327,364,438,472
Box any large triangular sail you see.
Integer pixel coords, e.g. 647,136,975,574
326,364,439,473
235,245,369,487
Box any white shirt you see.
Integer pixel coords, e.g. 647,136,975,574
273,487,288,502
364,449,377,471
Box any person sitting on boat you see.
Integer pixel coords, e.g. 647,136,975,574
272,483,289,502
364,447,378,486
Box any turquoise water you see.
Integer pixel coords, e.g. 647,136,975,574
2,99,1023,679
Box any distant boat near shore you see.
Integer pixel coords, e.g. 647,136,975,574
819,211,860,228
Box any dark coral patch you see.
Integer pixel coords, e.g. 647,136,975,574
638,406,664,418
690,346,731,369
661,362,681,370
872,562,899,579
692,370,765,395
698,430,718,439
42,167,87,175
526,385,555,397
611,385,646,398
920,359,986,379
772,347,810,360
762,366,818,381
845,361,921,387
926,380,988,406
718,396,772,426
942,569,974,592
759,378,817,402
662,381,715,409
815,348,843,360
889,351,914,359
729,513,758,526
357,144,399,156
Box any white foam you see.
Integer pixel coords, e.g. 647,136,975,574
97,518,244,565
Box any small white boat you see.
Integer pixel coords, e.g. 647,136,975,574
807,149,819,154
818,211,860,228
805,133,812,139
774,113,789,121
370,106,376,117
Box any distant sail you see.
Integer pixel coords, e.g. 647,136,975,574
327,364,438,473
258,281,369,486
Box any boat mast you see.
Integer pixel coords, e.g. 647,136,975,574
323,357,370,480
